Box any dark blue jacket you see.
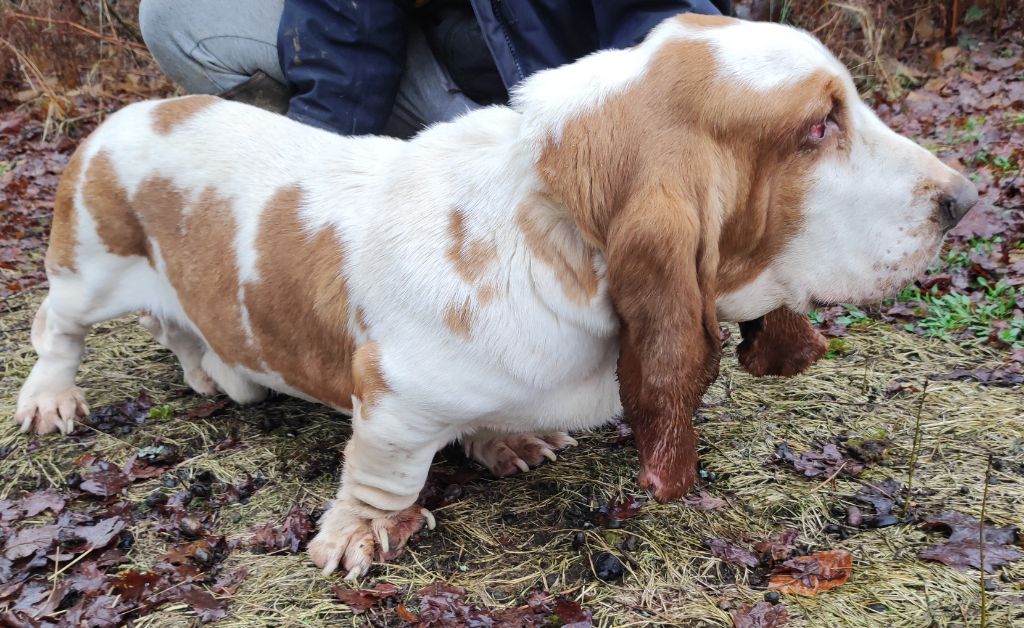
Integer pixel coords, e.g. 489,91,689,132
279,0,729,134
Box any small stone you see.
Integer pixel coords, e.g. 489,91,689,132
866,603,887,613
145,491,168,508
179,516,203,538
846,505,863,527
593,551,624,581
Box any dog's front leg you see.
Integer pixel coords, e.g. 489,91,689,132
308,395,445,579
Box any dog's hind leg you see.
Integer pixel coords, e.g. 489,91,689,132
139,314,218,396
199,351,268,405
15,295,91,434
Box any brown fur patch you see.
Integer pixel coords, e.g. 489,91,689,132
82,151,151,261
446,209,497,283
535,17,846,500
133,176,256,367
516,198,599,304
443,299,474,337
151,95,219,135
242,185,356,410
738,307,828,377
46,142,88,272
355,306,369,334
352,342,389,412
477,285,497,304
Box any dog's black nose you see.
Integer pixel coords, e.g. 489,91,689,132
937,175,978,231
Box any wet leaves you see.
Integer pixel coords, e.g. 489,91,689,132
249,504,315,554
683,491,728,511
768,550,853,596
78,392,154,436
383,583,593,627
774,442,865,479
588,496,645,528
754,528,799,563
707,538,760,569
78,459,131,497
930,366,1024,386
918,510,1023,572
333,582,401,613
852,479,906,529
731,601,789,627
188,398,231,419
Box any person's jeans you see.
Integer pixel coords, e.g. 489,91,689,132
138,0,482,137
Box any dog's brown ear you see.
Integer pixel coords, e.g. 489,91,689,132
737,308,827,377
605,183,721,503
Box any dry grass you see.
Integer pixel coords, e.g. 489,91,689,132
0,0,171,138
739,0,1019,96
2,287,1022,626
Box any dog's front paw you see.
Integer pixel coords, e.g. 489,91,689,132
464,431,578,477
308,503,434,579
15,386,88,435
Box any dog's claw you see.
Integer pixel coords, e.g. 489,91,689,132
463,431,576,477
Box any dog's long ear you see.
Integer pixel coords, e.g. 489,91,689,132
737,308,827,377
532,60,723,502
604,182,722,502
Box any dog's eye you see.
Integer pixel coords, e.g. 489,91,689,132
809,120,827,139
805,112,839,145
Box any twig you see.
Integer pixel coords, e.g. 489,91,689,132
6,11,148,52
905,380,928,517
979,453,992,628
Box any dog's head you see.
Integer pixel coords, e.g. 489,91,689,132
516,14,975,500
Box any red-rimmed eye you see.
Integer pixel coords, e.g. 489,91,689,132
805,114,838,145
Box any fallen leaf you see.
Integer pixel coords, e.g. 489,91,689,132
706,538,759,569
683,491,728,511
768,550,852,596
80,392,153,435
553,596,593,627
78,460,130,497
396,604,419,622
731,601,789,627
333,583,400,613
187,399,230,419
922,511,1018,544
919,510,1023,572
249,504,314,554
69,516,126,550
176,584,229,622
919,540,1023,573
755,528,799,563
20,489,66,517
111,571,163,604
775,442,865,479
3,524,58,560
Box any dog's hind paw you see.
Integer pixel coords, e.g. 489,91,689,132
463,431,578,477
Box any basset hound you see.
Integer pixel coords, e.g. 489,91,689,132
16,14,976,578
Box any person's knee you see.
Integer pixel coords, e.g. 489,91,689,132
138,0,217,93
138,0,182,58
